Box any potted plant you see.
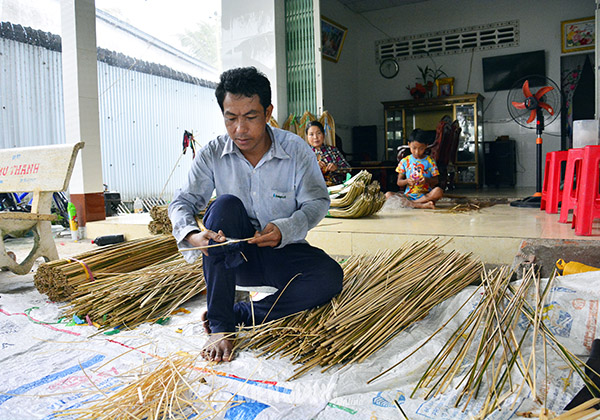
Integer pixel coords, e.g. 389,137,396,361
407,60,447,99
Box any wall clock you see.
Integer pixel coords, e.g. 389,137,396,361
379,58,399,79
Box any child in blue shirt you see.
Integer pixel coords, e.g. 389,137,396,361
385,129,444,209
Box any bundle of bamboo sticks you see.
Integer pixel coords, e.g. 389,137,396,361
370,266,600,419
65,254,205,330
148,202,212,235
235,240,482,380
148,204,172,235
327,170,386,218
34,235,179,301
57,352,234,419
328,170,372,196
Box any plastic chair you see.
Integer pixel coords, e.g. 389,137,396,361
572,145,600,236
540,150,568,214
559,148,585,224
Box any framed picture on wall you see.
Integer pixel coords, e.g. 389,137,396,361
321,16,347,62
561,17,595,53
436,77,454,97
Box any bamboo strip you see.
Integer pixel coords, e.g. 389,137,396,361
398,266,600,419
56,352,234,419
65,254,205,330
234,240,481,380
552,398,600,419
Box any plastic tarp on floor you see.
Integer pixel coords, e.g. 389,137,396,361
1,271,600,419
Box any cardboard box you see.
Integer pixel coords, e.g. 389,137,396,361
573,119,599,148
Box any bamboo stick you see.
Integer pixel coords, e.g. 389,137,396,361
235,240,481,380
65,254,205,330
56,352,234,419
398,265,600,419
34,235,179,301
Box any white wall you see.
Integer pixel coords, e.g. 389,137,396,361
318,1,370,147
221,0,288,123
321,0,596,187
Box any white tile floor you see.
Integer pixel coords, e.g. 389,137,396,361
307,188,599,264
85,189,599,266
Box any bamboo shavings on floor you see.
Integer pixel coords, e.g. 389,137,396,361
56,352,235,419
370,266,600,419
436,201,496,213
65,254,205,331
34,235,179,301
235,240,482,380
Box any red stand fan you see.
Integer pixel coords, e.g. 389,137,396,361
508,76,561,208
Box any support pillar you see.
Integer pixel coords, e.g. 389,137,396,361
61,0,105,235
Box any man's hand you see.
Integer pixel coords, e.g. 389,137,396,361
185,229,226,256
248,223,281,248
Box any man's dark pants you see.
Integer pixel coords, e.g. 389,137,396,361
202,194,343,334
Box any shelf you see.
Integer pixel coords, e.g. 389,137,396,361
382,94,484,186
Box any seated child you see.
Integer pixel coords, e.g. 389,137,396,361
385,129,443,209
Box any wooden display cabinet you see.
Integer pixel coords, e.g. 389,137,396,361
382,93,484,186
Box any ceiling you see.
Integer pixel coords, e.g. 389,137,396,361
336,0,431,13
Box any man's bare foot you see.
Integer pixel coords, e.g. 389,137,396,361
201,333,234,362
385,191,399,199
200,310,211,334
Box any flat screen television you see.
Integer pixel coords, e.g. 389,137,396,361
482,50,546,92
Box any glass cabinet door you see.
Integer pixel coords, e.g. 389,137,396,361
383,94,483,185
385,109,404,161
455,104,476,163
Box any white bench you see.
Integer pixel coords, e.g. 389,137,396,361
0,142,84,275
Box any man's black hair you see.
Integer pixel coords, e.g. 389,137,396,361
215,67,271,113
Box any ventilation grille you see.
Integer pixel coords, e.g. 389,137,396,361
376,20,519,62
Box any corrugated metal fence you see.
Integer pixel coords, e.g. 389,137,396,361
0,37,65,149
97,62,223,201
0,24,224,202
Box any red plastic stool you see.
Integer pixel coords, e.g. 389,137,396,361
572,145,600,236
559,148,584,223
540,150,568,214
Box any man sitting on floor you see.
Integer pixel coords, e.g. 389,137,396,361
168,67,343,362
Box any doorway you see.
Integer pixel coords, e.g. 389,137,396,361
560,52,595,149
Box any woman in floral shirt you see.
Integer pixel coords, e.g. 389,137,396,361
306,121,351,185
